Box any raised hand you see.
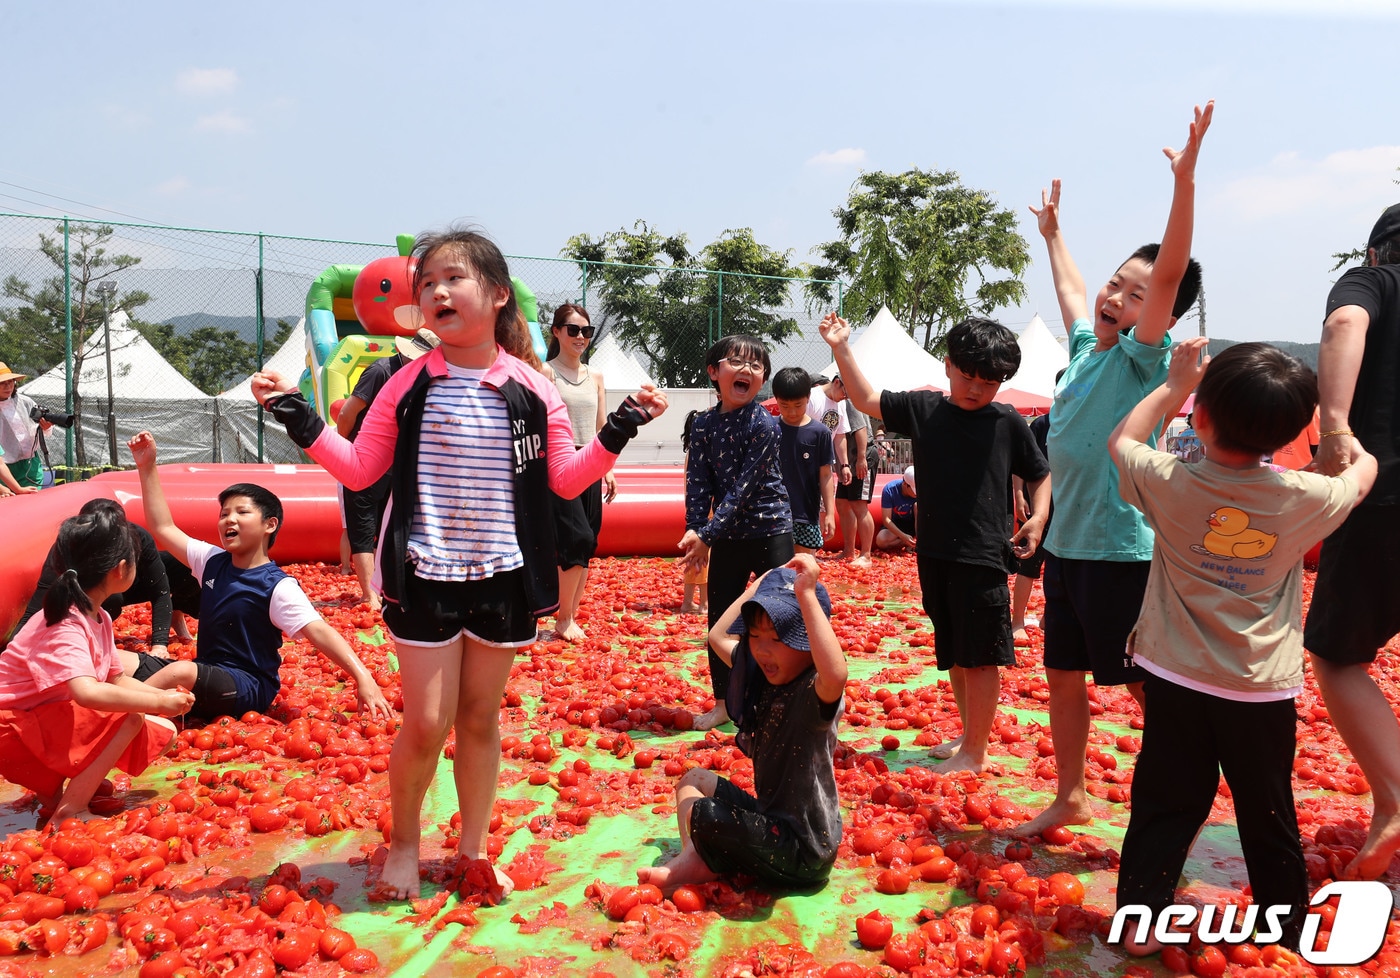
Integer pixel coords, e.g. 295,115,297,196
1166,335,1211,392
634,384,668,419
786,552,822,594
1029,179,1062,239
1164,101,1214,179
250,370,296,407
128,431,158,470
818,312,851,350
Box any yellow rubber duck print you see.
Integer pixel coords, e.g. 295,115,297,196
1202,506,1277,559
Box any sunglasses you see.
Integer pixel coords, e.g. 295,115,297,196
563,324,596,339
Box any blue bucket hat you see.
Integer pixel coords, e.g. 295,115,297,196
728,567,832,651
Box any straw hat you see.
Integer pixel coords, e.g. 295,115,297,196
0,362,26,384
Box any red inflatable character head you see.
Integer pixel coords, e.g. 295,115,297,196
352,255,422,336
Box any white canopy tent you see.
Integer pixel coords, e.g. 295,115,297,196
214,319,307,463
815,306,951,392
21,312,217,465
1005,314,1070,400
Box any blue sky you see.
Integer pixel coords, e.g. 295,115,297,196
5,0,1398,343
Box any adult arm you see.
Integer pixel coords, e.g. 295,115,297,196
335,395,369,439
1029,179,1090,329
1134,101,1213,350
1313,304,1370,476
130,432,195,561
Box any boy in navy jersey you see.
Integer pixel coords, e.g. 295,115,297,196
127,431,392,723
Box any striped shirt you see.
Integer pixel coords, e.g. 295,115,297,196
408,363,522,580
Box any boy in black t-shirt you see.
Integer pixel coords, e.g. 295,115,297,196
821,315,1051,775
637,555,846,890
772,367,836,554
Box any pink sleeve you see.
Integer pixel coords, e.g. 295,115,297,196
305,368,410,490
30,616,105,692
540,373,618,499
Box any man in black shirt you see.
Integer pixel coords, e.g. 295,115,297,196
1305,203,1400,880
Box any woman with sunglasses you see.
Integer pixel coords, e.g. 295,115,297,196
544,304,616,642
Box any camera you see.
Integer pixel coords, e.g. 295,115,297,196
30,404,75,429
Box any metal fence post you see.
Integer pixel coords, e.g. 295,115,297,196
62,217,73,469
580,261,588,307
838,280,845,319
255,234,265,463
716,271,724,339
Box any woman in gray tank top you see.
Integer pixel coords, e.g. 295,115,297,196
544,304,615,642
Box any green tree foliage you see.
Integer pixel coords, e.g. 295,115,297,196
806,169,1030,353
562,223,803,387
0,224,151,465
135,318,293,395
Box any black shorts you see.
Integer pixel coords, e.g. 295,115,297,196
917,555,1015,670
553,479,603,570
835,447,879,503
1015,546,1047,580
341,475,391,555
134,654,248,721
383,568,537,648
1305,505,1400,665
689,778,832,889
1041,554,1149,685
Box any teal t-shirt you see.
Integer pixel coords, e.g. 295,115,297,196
1044,318,1171,561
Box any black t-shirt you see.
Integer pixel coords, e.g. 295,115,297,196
778,420,835,526
880,390,1050,571
1328,264,1400,506
746,666,843,869
347,354,405,441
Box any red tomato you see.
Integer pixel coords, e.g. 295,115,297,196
605,886,645,920
68,916,109,954
1159,945,1191,974
139,951,188,978
1041,824,1075,846
1226,943,1261,967
970,904,1001,937
917,856,956,883
1046,872,1084,906
883,932,927,971
249,806,288,833
855,909,893,950
851,825,895,856
671,886,706,913
824,964,866,978
1003,840,1033,862
986,940,1026,978
1191,945,1227,978
875,868,911,895
272,927,320,970
319,927,356,960
476,968,517,978
339,947,379,973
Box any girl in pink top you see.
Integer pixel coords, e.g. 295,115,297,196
0,511,193,824
254,227,667,902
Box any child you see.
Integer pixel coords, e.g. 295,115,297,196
680,410,709,616
876,466,918,551
637,555,846,891
0,510,194,824
772,367,836,555
679,336,794,730
1010,375,1061,646
822,315,1051,775
253,226,664,901
1109,337,1373,952
1018,102,1213,837
128,431,393,729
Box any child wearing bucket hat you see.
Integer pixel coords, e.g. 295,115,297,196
637,554,847,891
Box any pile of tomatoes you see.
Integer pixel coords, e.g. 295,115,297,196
0,553,1393,976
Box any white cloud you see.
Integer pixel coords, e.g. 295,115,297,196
1216,146,1400,221
193,111,252,135
806,148,867,169
176,68,239,97
154,176,190,196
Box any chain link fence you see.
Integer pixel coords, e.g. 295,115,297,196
0,213,843,472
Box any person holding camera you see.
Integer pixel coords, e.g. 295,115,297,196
0,362,55,493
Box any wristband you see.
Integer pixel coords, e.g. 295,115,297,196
840,463,852,470
1319,429,1354,439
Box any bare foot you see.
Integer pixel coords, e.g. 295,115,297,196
1346,812,1400,879
680,602,695,615
851,555,872,568
1012,799,1094,838
930,735,964,760
637,847,719,893
554,619,585,643
1012,627,1031,647
934,751,990,776
364,593,382,615
692,703,729,731
375,843,422,901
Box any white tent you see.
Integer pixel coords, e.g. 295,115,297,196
815,306,951,392
1005,314,1070,400
213,319,307,463
588,333,654,390
22,312,216,465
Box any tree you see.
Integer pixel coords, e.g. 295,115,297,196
0,224,151,466
806,169,1030,354
136,318,294,395
562,223,803,387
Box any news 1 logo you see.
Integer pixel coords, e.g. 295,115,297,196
1108,881,1394,966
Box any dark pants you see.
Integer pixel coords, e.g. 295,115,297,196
706,533,794,702
1118,675,1308,949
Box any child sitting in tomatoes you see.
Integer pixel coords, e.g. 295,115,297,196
637,554,847,891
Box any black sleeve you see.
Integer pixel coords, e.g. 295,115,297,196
266,392,328,448
880,391,914,436
595,395,656,455
1326,266,1385,321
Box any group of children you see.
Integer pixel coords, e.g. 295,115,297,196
0,98,1385,959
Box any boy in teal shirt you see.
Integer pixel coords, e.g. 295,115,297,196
1018,101,1213,838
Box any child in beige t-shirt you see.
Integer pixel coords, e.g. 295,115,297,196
1107,337,1374,955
